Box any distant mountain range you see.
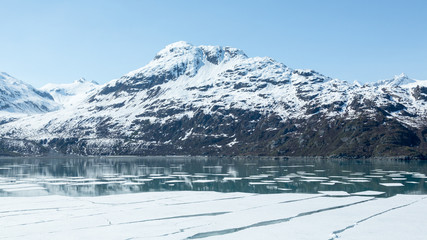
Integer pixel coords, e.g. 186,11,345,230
1,42,426,158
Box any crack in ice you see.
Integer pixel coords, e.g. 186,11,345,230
116,211,230,226
239,195,325,212
279,195,324,204
186,198,374,239
0,205,86,215
50,211,231,233
81,196,178,206
328,196,427,240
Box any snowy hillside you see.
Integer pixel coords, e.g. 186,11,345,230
0,72,59,114
40,78,100,107
1,42,427,157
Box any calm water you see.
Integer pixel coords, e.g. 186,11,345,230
0,156,426,197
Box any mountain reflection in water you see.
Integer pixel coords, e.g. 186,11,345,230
0,156,426,197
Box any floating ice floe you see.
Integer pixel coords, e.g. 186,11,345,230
223,177,242,181
380,183,405,187
120,175,138,178
320,182,336,185
347,179,371,183
351,190,386,196
249,182,276,185
405,181,419,184
149,176,176,180
412,173,427,179
101,177,125,181
328,176,347,179
190,175,208,179
164,180,186,184
318,191,350,196
301,176,329,180
170,174,192,178
259,166,278,169
133,178,153,182
193,180,216,184
391,178,407,181
364,175,383,178
284,173,300,178
387,173,405,178
69,182,109,186
297,171,316,176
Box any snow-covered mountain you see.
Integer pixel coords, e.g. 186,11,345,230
0,72,58,114
1,42,427,157
40,78,100,108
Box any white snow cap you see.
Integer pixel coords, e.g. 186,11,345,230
40,77,101,108
374,73,416,87
390,73,415,86
123,41,248,80
153,41,247,61
74,77,99,85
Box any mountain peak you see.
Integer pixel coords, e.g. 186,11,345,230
73,77,99,85
391,73,413,85
394,73,408,79
75,77,86,83
153,41,195,60
153,41,247,62
374,73,415,87
121,42,248,83
0,72,13,80
164,41,193,50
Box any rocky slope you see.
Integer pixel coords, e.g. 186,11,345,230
1,42,426,157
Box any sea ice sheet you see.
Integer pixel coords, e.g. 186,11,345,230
0,192,426,240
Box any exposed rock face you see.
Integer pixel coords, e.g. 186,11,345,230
1,42,426,158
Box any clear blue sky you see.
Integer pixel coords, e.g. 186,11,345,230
1,0,426,87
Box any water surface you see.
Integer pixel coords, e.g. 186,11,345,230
0,156,426,197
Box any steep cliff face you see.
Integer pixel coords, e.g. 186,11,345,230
1,42,426,157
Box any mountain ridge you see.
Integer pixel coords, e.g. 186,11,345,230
1,42,426,158
0,72,59,114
